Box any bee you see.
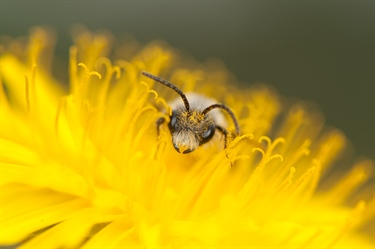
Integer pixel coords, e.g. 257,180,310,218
142,71,240,159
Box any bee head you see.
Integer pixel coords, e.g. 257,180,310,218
169,109,215,154
141,71,241,155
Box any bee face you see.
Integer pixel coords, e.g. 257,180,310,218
168,109,216,154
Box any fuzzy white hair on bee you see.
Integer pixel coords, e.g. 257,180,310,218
141,71,240,163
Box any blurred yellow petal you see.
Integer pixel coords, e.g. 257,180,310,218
0,183,90,244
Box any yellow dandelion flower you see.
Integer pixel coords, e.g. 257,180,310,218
0,27,374,248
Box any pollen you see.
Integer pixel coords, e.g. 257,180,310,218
188,110,204,124
0,27,373,248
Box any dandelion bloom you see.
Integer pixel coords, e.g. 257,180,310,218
0,27,374,248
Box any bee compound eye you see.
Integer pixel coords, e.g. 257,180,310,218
200,125,215,145
168,111,177,131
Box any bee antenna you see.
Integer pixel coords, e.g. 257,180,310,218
142,71,190,111
202,104,240,135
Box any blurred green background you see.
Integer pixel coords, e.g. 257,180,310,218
1,1,373,160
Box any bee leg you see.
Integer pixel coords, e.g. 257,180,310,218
216,126,233,167
156,117,165,137
154,117,166,161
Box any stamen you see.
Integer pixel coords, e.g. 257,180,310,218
268,140,310,187
78,63,102,82
269,137,286,152
155,98,172,116
115,60,139,87
126,85,159,116
259,136,271,147
121,106,155,139
263,154,283,165
252,148,265,159
76,63,102,105
229,134,254,149
303,159,321,197
98,58,122,80
276,167,296,192
238,146,283,203
289,140,311,165
96,58,122,111
139,82,159,99
288,166,316,194
259,136,285,155
132,107,157,148
153,131,167,161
